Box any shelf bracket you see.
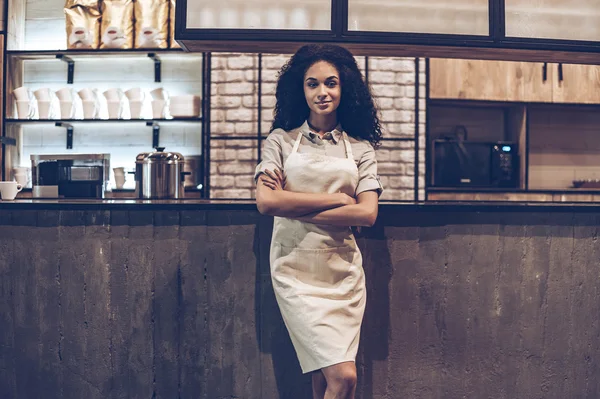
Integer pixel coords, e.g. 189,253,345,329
0,137,16,146
56,122,74,149
56,54,75,84
147,53,161,83
147,121,160,148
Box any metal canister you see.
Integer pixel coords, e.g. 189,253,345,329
134,147,186,199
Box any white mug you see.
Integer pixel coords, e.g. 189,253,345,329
34,88,52,101
13,86,31,101
151,100,167,119
0,181,23,201
56,88,74,102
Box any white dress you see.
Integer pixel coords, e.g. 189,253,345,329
269,130,366,374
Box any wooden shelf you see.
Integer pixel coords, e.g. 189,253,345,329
6,118,203,124
5,49,194,60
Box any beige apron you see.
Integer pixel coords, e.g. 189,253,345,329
270,130,366,374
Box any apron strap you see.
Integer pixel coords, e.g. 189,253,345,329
342,132,354,162
292,131,303,154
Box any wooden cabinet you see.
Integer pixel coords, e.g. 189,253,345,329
552,64,600,104
430,58,600,104
429,59,552,102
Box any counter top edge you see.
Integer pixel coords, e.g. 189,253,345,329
1,199,600,212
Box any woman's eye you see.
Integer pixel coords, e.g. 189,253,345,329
308,83,318,88
327,81,337,87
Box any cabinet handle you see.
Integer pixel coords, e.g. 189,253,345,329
542,62,548,82
558,63,564,82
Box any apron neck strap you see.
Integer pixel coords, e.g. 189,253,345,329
292,131,303,153
342,132,354,162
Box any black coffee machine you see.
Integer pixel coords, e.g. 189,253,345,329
31,154,110,198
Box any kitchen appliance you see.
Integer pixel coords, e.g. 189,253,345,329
31,154,110,198
432,140,518,188
133,147,188,199
183,155,203,191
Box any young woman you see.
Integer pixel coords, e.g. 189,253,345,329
255,44,383,399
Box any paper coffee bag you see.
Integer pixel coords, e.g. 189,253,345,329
135,0,169,49
169,0,181,49
65,0,101,49
100,0,134,49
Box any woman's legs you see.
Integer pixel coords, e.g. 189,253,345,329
320,361,357,399
312,370,327,399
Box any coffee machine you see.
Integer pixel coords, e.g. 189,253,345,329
31,154,110,198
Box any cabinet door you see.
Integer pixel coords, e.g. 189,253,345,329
186,0,330,30
552,64,600,104
348,0,489,35
505,0,600,42
429,59,553,102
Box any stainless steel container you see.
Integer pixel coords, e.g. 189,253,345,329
134,147,185,199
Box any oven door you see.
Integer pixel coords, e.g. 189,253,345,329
432,140,492,187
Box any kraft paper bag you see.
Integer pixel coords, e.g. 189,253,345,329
100,0,134,49
65,0,101,49
135,0,169,49
169,0,181,49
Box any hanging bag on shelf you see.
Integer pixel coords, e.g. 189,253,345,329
135,0,169,49
64,0,101,49
100,0,134,49
169,0,181,49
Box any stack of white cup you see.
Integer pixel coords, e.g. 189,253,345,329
113,167,126,189
125,88,144,119
33,88,55,119
78,88,101,119
150,88,169,119
12,167,29,188
13,87,36,119
56,88,77,119
103,88,129,119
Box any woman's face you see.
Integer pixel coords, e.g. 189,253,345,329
303,61,341,117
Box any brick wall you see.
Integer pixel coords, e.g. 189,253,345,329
210,54,426,201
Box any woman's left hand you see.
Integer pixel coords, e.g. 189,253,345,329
260,169,285,191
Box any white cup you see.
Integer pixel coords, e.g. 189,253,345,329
14,174,28,187
78,88,95,101
150,88,168,100
0,181,23,201
151,100,167,119
113,167,126,189
107,100,122,119
82,100,97,119
34,88,52,101
103,88,123,102
129,100,143,119
56,88,73,102
115,175,126,189
113,167,125,176
13,87,31,101
125,88,144,101
60,101,74,119
16,101,33,119
37,101,51,119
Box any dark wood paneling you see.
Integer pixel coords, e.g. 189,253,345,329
0,207,599,398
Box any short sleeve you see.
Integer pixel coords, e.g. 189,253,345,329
356,143,384,197
254,133,284,182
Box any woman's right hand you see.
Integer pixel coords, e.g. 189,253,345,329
260,169,286,191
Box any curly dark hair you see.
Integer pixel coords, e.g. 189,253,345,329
271,44,383,148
